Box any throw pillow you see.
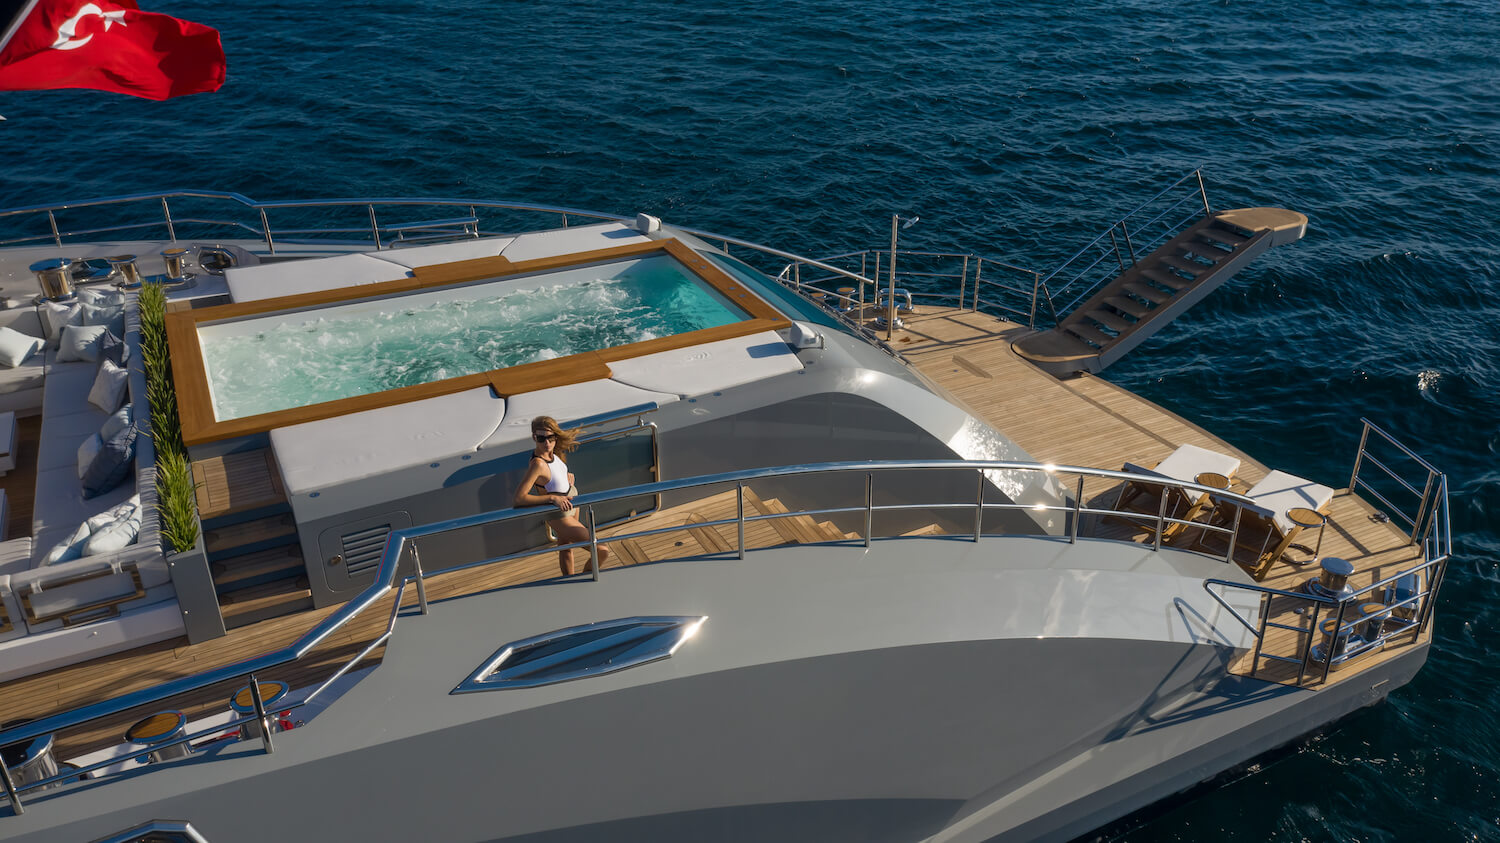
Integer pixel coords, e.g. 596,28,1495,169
57,324,109,363
81,301,126,337
0,326,41,368
87,495,141,533
41,522,92,566
97,330,126,367
87,359,129,413
76,432,103,480
84,501,142,556
77,287,125,307
81,424,137,499
100,403,133,440
39,300,82,344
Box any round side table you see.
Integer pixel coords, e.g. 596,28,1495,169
1284,506,1328,565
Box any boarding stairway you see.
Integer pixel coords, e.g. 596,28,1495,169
1013,203,1308,377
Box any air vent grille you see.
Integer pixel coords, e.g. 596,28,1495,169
453,616,706,693
340,525,392,575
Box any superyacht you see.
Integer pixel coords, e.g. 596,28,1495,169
0,171,1450,842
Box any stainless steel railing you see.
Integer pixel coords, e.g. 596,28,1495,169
1201,422,1451,686
0,457,1257,815
776,249,1046,327
1040,168,1211,324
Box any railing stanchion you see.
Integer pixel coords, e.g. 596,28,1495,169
973,259,983,312
1411,471,1435,544
1154,486,1168,551
368,205,381,250
1108,229,1127,272
1225,504,1243,564
1,759,23,815
47,209,60,248
1249,592,1269,678
959,255,968,312
587,507,600,582
1297,603,1320,686
1027,269,1038,328
1119,220,1139,265
864,473,874,549
794,262,801,293
1071,474,1083,543
249,673,274,754
1196,168,1211,216
736,483,746,560
1321,602,1349,684
1348,420,1372,492
259,208,275,254
973,471,985,542
410,542,429,615
161,197,176,242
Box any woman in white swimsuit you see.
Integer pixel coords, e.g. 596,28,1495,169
513,415,611,576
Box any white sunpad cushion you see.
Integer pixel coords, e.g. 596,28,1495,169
499,222,650,263
269,387,506,496
225,253,412,303
1152,443,1242,484
480,379,679,451
371,236,517,269
607,331,804,398
1246,470,1336,533
0,326,42,368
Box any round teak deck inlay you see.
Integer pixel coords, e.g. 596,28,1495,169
232,681,288,711
126,711,184,742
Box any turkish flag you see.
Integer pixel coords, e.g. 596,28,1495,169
0,0,224,100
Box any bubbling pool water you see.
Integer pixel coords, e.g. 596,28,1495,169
201,258,744,420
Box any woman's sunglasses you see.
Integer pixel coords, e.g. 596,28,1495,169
533,433,557,442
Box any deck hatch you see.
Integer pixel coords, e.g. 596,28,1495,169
452,615,706,693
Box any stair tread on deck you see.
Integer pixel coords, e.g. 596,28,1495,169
1102,295,1151,318
212,545,306,587
204,512,298,556
1065,322,1114,347
193,449,286,521
1199,226,1247,247
1140,268,1193,290
218,577,313,629
1159,254,1210,275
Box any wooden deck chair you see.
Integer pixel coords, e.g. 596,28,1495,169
1114,443,1241,540
1219,470,1336,580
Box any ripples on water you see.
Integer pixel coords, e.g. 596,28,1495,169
3,0,1499,839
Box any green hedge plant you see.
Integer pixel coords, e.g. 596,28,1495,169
136,282,198,552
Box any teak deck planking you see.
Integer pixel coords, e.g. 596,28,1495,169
0,305,1432,760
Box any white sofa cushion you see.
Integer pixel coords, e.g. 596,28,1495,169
0,349,45,397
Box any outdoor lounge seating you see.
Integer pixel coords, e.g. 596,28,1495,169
1216,469,1336,581
1114,443,1242,540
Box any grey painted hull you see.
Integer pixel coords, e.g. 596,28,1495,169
0,538,1427,842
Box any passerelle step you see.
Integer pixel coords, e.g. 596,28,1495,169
1122,282,1171,305
1065,322,1114,347
1141,268,1193,291
1159,255,1209,276
1083,309,1132,332
1103,296,1151,318
1200,225,1248,247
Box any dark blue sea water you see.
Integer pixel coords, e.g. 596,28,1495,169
3,0,1498,839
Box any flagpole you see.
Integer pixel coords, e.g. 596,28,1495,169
0,0,42,57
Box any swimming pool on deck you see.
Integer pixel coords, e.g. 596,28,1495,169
166,239,791,446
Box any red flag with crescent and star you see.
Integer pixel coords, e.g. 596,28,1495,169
0,0,224,100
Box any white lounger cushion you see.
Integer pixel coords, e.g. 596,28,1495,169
608,331,804,398
1246,470,1335,533
370,236,517,269
270,387,506,496
1152,443,1241,484
479,380,679,452
225,253,412,303
499,222,651,263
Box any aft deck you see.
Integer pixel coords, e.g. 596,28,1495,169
0,305,1431,761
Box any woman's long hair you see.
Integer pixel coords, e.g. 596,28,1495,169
531,415,579,454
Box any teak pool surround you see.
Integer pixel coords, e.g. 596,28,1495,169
166,239,790,446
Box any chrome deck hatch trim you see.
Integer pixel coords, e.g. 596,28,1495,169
452,615,707,693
